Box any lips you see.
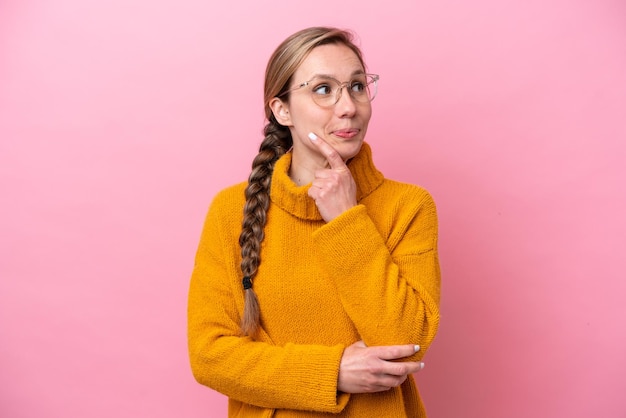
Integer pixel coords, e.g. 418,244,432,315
332,128,359,139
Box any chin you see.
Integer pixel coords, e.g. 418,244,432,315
338,142,363,161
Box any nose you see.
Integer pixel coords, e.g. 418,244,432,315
335,85,357,117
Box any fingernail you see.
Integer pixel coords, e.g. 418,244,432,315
419,362,425,370
308,132,318,141
414,345,420,352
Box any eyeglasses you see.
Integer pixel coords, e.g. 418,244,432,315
278,73,379,108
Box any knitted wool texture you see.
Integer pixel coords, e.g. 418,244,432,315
188,142,441,417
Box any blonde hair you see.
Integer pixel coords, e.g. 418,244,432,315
238,27,366,337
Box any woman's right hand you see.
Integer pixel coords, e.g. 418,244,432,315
337,341,424,394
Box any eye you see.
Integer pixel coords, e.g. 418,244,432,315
312,83,332,95
350,80,366,93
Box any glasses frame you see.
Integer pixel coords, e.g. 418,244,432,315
277,73,380,107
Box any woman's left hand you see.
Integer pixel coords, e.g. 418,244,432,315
307,133,357,222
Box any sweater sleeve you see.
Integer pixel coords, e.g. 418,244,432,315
311,189,441,361
187,196,350,413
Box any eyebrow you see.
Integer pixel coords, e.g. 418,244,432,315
310,70,366,80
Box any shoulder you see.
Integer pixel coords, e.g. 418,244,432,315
209,181,247,209
203,181,247,229
194,181,248,248
367,178,438,234
377,178,437,211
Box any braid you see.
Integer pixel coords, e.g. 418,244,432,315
239,118,291,336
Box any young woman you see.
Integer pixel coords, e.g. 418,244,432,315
188,26,441,417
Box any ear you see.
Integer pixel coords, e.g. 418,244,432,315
269,97,293,127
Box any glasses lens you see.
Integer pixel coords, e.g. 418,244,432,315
309,78,338,107
349,74,377,103
309,75,378,107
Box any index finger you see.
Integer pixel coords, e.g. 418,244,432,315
372,344,421,361
308,132,348,170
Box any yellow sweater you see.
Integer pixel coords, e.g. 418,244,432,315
188,143,441,417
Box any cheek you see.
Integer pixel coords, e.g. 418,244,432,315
362,106,373,123
292,107,331,130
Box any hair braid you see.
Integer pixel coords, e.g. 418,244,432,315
239,118,291,336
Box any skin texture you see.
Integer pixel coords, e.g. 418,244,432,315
338,341,424,393
307,132,357,222
270,43,371,186
270,43,425,394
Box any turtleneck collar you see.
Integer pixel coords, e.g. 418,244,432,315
269,142,385,221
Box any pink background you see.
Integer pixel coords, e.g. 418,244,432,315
1,0,625,417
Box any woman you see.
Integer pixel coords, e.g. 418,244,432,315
188,26,441,417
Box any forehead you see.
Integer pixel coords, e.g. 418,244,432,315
294,43,364,80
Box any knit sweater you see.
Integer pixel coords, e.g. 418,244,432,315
188,142,441,417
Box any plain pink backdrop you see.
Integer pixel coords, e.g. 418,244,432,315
1,0,625,417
